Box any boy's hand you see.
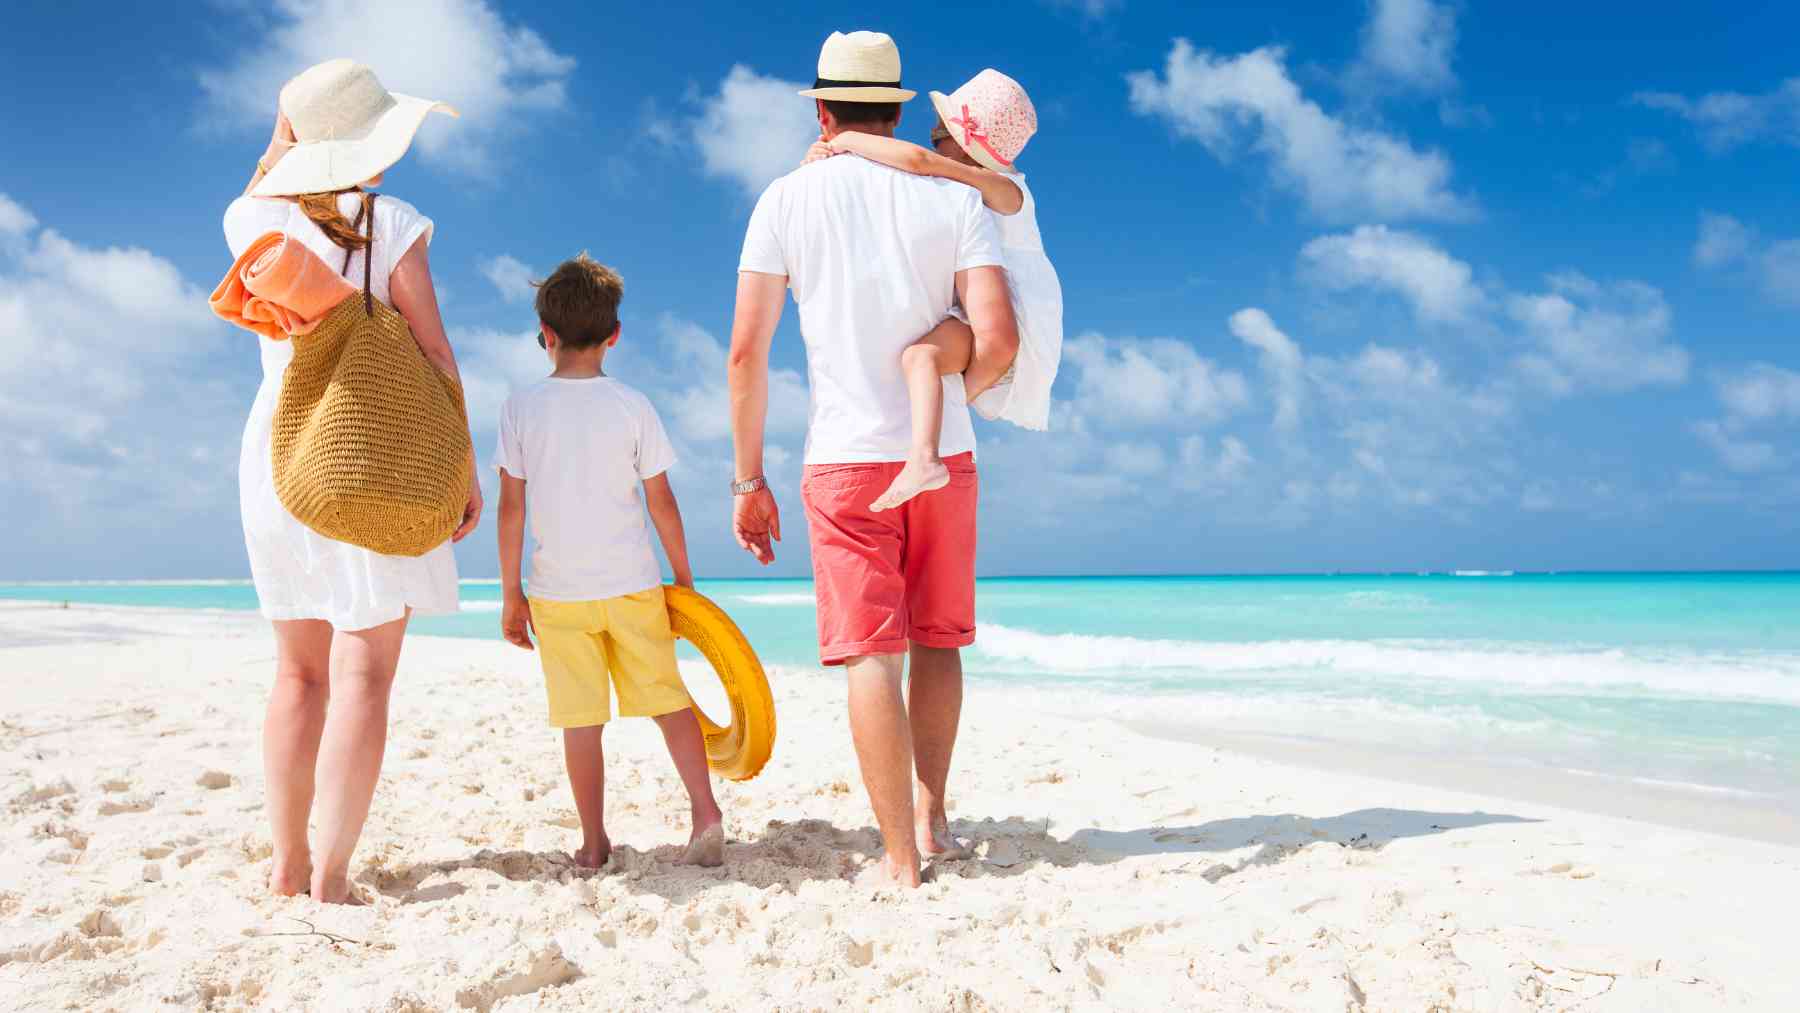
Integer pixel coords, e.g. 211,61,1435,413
733,487,780,565
501,593,534,650
673,569,695,590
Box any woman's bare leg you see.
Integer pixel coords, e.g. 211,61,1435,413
265,619,333,895
310,612,409,903
872,317,974,512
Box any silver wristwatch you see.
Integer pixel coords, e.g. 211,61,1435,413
731,476,767,495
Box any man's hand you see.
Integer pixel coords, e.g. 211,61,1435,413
501,592,534,650
733,487,781,565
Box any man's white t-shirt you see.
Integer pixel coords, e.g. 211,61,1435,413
494,377,676,602
738,155,1005,464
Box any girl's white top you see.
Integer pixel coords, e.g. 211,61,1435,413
222,192,460,631
970,172,1063,431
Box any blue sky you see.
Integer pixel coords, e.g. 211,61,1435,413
2,0,1798,580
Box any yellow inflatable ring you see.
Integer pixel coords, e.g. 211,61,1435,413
664,584,776,780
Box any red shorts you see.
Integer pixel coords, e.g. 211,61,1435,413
800,453,978,665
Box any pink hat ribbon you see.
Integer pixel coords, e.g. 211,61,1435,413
950,104,1013,168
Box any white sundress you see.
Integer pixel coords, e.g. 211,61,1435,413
222,192,460,631
969,171,1063,432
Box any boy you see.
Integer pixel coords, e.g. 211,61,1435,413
495,253,724,869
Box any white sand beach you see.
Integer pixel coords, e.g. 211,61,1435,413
3,600,1797,1011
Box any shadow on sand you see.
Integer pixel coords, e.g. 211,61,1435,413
371,807,1539,904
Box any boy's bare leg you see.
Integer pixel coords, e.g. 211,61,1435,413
651,708,725,866
265,619,332,896
871,317,974,513
563,725,611,868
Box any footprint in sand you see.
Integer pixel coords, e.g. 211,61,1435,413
195,770,233,790
98,795,154,816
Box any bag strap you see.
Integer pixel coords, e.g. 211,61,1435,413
337,192,378,317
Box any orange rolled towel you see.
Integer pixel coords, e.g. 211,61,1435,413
209,231,358,340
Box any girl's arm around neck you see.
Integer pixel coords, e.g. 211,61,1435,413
828,132,1024,216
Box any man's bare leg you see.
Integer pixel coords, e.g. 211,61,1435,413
844,652,922,887
906,644,966,857
871,318,974,513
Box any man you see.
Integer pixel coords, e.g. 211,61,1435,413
728,30,1020,888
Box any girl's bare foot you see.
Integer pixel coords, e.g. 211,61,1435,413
269,856,312,896
871,457,950,512
680,822,725,867
573,837,611,870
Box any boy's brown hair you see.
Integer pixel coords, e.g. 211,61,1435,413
534,253,623,350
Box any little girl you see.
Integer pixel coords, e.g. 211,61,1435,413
805,68,1063,511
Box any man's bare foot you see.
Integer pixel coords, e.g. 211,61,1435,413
872,850,923,889
269,856,312,896
573,837,612,870
310,872,367,905
680,823,725,867
870,458,949,512
917,816,972,861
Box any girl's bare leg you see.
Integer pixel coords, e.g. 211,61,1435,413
265,619,333,895
310,612,409,903
563,725,610,868
871,317,974,512
652,709,725,866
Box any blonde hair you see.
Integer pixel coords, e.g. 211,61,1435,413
294,190,371,253
534,253,624,349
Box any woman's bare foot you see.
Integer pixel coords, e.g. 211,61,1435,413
269,855,312,896
871,850,923,889
680,822,725,867
573,836,612,870
310,872,367,905
870,457,950,512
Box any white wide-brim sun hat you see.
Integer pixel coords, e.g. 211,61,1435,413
253,58,457,198
797,30,917,103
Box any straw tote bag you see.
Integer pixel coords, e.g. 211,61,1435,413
271,193,472,557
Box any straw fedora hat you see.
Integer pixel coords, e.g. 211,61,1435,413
253,59,458,198
797,31,916,103
930,69,1038,174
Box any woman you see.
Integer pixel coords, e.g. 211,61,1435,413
224,59,478,903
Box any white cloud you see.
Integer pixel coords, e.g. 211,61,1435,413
1691,364,1800,474
1508,274,1689,393
1062,332,1250,427
0,199,246,563
688,66,820,197
1042,0,1124,17
1127,40,1474,222
1175,434,1253,492
1692,420,1780,473
1635,79,1800,152
199,0,575,176
1694,212,1753,266
1354,0,1459,94
0,194,36,238
1300,225,1484,322
479,254,536,303
1228,308,1304,432
650,315,809,443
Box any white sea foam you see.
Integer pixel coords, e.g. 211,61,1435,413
1453,570,1515,577
734,594,816,606
972,624,1800,706
458,601,503,612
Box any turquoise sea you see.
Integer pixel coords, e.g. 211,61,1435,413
5,573,1798,808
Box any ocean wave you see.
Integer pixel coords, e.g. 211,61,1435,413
458,601,503,612
733,593,816,606
971,624,1800,705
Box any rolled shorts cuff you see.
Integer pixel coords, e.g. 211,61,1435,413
549,710,611,729
908,628,976,650
820,637,911,667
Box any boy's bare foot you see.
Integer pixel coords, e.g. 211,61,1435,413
573,837,612,870
680,823,725,867
269,855,312,896
870,458,950,512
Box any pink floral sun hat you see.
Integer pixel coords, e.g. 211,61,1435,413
929,69,1037,174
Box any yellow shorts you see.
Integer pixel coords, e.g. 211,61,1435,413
529,587,692,728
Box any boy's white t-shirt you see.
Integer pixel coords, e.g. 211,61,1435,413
738,156,1004,464
494,376,676,602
